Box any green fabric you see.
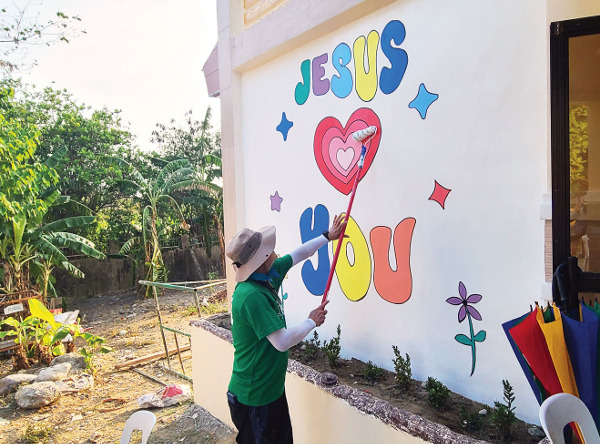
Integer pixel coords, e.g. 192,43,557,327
228,254,293,406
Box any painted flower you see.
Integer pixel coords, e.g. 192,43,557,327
446,281,482,322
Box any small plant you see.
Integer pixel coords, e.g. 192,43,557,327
363,361,385,383
20,424,53,443
490,380,516,440
322,324,341,367
79,332,113,376
425,377,450,410
459,405,482,432
392,345,412,391
303,330,321,361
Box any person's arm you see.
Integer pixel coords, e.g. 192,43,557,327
289,214,347,266
266,300,329,352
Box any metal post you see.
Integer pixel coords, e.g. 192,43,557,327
153,285,172,370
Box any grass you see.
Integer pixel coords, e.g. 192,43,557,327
20,425,53,444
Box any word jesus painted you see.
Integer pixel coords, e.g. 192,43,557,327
294,20,408,104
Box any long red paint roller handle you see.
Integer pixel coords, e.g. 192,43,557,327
321,143,368,304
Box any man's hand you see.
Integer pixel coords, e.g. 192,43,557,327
328,214,347,241
308,300,329,327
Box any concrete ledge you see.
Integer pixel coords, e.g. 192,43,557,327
190,317,493,444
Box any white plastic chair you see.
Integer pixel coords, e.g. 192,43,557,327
539,393,600,443
120,410,157,444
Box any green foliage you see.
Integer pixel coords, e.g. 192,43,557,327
20,424,53,444
79,332,112,375
490,380,516,440
392,345,412,391
302,331,321,362
362,361,385,383
570,105,589,192
459,406,482,432
425,377,450,410
322,324,341,367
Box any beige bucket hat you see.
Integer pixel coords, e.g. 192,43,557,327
225,226,276,282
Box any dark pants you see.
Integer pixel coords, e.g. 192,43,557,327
227,390,293,444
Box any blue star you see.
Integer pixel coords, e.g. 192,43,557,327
270,191,283,212
408,84,439,119
276,112,293,141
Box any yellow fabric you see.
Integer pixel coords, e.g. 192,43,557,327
536,306,579,397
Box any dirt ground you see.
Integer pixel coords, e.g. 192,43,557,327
0,288,235,444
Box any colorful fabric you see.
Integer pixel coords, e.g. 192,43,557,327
509,308,563,397
228,255,293,406
535,306,579,397
562,303,599,427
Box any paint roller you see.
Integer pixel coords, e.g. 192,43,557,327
321,125,379,303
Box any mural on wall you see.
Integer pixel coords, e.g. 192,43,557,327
408,83,439,119
270,191,283,212
313,108,381,195
446,282,487,376
276,112,293,141
429,180,452,209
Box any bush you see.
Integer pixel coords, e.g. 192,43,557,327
302,330,321,361
425,377,450,410
459,406,482,432
322,324,341,367
363,361,385,383
392,345,412,391
490,380,516,440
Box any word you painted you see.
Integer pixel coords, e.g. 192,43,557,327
300,204,415,304
295,20,408,104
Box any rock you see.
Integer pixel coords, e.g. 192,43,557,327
15,382,60,409
478,409,487,416
71,413,83,422
35,362,72,382
51,353,86,370
0,418,9,426
0,373,37,395
56,373,94,393
118,330,127,336
528,427,546,439
320,372,338,386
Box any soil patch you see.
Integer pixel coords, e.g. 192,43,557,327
0,288,235,444
288,343,541,443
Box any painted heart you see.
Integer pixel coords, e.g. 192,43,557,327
313,108,381,195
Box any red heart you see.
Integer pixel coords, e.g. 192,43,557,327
313,108,381,195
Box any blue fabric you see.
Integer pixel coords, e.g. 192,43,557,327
249,268,280,284
502,313,545,404
562,303,599,427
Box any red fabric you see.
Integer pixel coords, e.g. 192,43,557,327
509,308,563,396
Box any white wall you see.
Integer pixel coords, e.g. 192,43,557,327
237,0,551,424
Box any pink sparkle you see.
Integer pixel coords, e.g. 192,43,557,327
429,180,451,209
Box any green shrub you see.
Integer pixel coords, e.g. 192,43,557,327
490,380,516,440
322,324,341,367
392,345,412,391
363,361,385,383
425,377,450,410
303,330,321,361
459,406,482,432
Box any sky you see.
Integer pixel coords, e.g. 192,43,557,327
15,0,220,150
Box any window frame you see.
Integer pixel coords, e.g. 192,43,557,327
551,15,600,291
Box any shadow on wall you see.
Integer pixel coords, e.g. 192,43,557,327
54,246,223,299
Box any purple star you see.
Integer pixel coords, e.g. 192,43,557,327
270,191,283,212
446,282,482,323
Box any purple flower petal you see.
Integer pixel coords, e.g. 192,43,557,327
446,297,463,306
466,293,482,304
467,306,482,321
458,305,467,322
458,282,467,299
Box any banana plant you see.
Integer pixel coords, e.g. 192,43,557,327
104,156,197,295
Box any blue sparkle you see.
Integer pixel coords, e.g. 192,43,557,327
276,112,293,141
408,84,439,119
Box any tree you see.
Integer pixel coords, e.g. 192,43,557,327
1,79,142,251
0,86,104,298
0,2,84,74
151,108,224,270
105,156,198,294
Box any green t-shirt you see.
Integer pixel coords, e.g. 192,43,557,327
228,254,293,406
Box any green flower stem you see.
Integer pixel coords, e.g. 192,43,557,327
467,312,476,376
